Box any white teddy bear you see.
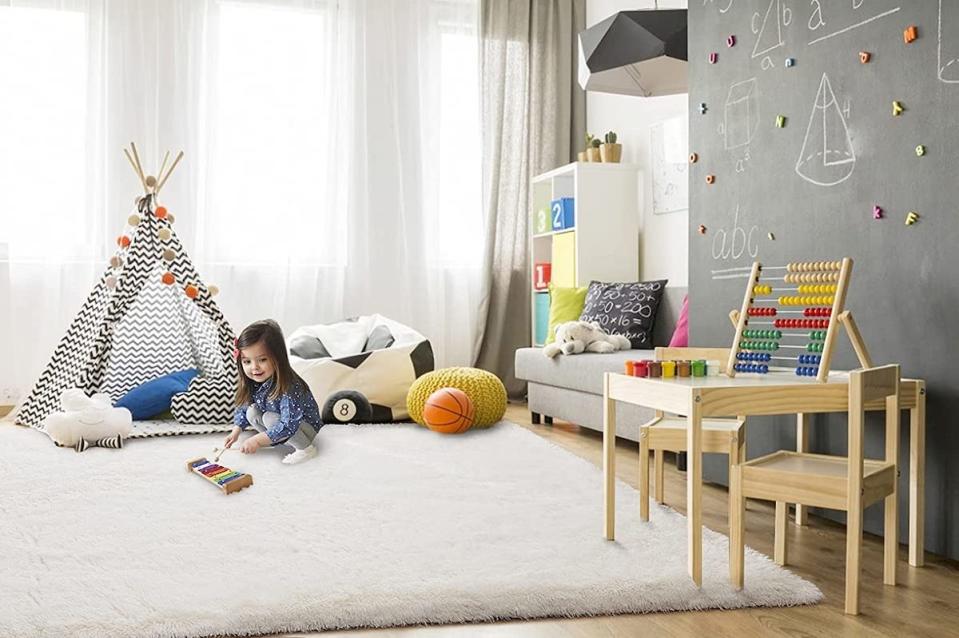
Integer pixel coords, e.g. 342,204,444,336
42,389,132,450
542,321,632,358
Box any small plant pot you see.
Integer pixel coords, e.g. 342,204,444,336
577,151,588,162
587,147,602,162
600,143,622,163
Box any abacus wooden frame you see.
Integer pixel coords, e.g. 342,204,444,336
726,258,852,382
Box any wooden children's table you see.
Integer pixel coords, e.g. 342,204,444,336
602,369,927,587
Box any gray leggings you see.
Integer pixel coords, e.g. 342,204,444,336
246,405,318,451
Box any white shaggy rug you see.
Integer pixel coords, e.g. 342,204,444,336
0,421,821,637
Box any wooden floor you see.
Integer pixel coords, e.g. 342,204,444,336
292,404,958,638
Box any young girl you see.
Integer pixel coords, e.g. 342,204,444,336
223,319,323,464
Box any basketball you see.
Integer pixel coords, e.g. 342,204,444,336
423,387,475,434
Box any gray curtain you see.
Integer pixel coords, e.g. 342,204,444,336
474,0,586,398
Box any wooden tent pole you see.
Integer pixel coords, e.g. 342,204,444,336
156,150,184,194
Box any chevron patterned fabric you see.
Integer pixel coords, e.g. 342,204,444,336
16,194,237,432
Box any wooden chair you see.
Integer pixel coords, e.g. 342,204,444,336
729,364,900,615
638,347,746,521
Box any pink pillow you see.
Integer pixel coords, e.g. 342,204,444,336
668,295,689,347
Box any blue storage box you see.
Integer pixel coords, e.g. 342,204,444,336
550,197,574,231
534,292,550,346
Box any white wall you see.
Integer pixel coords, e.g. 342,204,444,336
586,0,689,287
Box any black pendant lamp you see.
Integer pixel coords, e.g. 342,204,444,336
578,8,687,97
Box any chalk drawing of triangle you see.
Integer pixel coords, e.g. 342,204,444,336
795,73,855,187
752,0,784,58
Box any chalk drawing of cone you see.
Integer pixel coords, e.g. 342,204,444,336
795,73,855,187
939,0,959,82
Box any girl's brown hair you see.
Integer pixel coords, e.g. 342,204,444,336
234,319,305,406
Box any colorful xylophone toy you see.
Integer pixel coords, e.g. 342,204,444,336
728,258,852,381
186,457,253,495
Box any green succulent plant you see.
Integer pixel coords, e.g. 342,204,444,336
604,131,618,144
591,138,601,148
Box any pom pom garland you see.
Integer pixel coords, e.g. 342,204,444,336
161,272,176,285
155,206,168,219
185,284,198,299
127,214,140,226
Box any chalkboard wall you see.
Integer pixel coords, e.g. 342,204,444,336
689,0,958,560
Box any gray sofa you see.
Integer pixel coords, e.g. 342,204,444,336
514,287,687,442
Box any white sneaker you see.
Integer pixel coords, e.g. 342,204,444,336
282,445,318,465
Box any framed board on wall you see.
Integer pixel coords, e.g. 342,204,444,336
650,116,689,215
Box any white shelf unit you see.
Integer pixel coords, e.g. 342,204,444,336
529,161,641,346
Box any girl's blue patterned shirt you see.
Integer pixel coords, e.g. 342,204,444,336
234,377,322,444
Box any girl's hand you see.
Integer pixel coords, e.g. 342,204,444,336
224,427,241,449
240,436,263,454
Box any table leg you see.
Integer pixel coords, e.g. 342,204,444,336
603,374,617,541
687,391,703,587
795,413,810,525
909,381,926,567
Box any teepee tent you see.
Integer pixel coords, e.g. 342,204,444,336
16,144,237,430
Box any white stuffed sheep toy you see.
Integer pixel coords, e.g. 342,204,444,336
42,389,132,451
543,321,632,358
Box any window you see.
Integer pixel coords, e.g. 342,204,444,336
434,24,482,266
207,1,344,266
0,6,88,260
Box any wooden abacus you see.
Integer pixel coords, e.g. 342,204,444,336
186,457,253,494
727,258,870,382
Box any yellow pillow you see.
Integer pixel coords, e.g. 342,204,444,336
544,284,588,345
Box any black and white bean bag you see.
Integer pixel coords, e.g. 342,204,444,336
287,315,434,423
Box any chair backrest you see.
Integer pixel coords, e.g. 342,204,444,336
655,347,731,374
848,364,901,485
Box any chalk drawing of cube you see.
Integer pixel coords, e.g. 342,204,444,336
724,78,760,150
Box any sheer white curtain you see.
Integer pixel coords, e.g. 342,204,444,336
0,0,483,402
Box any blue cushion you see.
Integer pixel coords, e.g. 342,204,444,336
115,369,199,420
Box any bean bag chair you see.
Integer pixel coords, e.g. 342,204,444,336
287,315,434,423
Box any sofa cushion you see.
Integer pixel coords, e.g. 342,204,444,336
515,347,655,395
580,280,668,349
544,284,588,345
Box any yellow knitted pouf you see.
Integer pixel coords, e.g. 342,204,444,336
407,367,507,428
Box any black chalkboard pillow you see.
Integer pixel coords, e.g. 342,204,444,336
579,279,668,349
